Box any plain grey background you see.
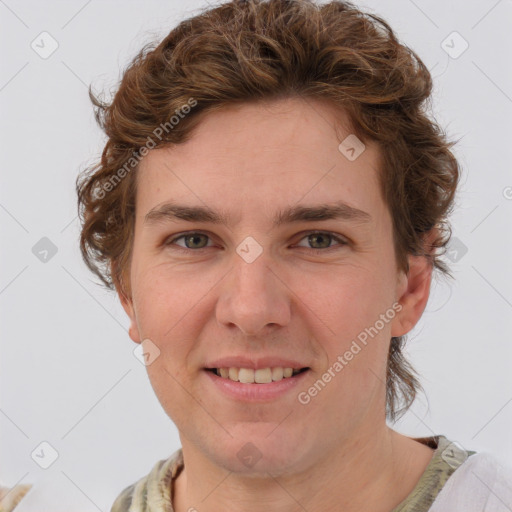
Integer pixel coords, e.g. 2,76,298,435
1,0,511,508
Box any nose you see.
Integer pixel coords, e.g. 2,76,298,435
215,252,291,336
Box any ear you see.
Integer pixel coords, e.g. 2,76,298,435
391,231,437,337
119,292,142,344
112,262,141,344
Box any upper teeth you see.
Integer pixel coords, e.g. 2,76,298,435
215,367,302,383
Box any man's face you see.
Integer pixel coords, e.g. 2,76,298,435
120,97,424,475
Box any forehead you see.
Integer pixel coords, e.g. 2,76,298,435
135,97,385,226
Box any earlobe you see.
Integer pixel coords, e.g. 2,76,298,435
119,292,142,344
113,266,142,344
128,323,142,345
391,254,433,337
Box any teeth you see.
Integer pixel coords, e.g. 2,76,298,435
238,368,254,383
271,367,284,380
213,367,304,383
255,368,272,383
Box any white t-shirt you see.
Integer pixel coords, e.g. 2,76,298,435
429,452,512,512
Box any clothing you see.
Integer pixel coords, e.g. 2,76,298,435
428,451,512,512
109,435,512,512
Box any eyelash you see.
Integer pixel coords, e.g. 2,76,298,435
164,230,348,254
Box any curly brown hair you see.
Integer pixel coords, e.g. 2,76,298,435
76,0,461,422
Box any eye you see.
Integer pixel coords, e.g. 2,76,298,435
294,231,348,252
165,230,348,253
167,232,213,251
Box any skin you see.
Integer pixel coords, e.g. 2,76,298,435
118,96,436,512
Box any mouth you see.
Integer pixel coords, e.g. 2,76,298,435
204,366,310,384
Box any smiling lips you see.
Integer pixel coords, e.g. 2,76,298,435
209,366,308,383
203,358,311,401
204,357,310,384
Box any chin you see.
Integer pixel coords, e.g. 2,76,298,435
210,426,310,476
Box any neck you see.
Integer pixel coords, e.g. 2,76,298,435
173,425,434,512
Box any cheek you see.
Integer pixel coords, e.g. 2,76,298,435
134,261,204,321
131,270,203,360
297,265,392,335
134,273,201,411
294,265,394,385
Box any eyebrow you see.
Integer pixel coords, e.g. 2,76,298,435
144,200,372,227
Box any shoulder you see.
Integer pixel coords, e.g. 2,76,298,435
0,484,32,512
110,482,137,512
429,452,512,512
110,449,183,512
